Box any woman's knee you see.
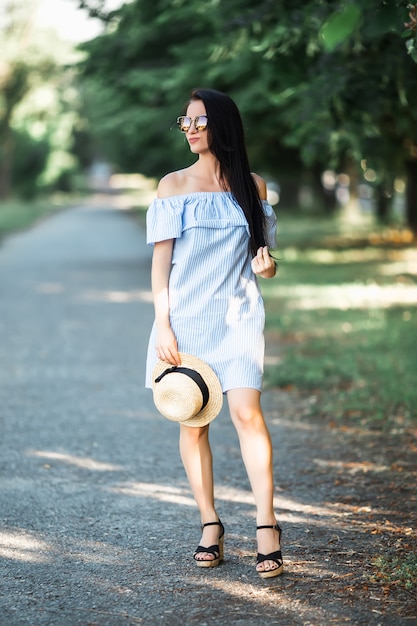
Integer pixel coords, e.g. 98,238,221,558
230,405,263,429
180,423,210,442
227,389,263,427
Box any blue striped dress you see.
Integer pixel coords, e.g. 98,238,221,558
145,191,277,393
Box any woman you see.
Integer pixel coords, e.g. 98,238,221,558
145,88,283,578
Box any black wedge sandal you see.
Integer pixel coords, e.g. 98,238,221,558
193,520,225,568
256,523,283,579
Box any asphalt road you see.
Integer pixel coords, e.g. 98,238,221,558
0,201,404,626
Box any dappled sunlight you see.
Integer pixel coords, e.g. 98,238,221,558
109,481,197,507
263,244,417,313
328,501,416,527
348,516,415,537
215,485,348,520
84,170,157,211
29,450,123,471
187,569,336,623
107,480,356,524
275,494,352,521
80,288,153,303
377,260,417,276
0,529,50,563
106,190,156,210
110,173,155,190
313,457,391,474
108,172,157,209
269,283,417,310
0,528,133,566
270,416,319,431
282,246,417,265
284,558,348,581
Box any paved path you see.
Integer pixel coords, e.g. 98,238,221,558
0,203,407,625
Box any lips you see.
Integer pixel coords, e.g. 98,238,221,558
188,138,199,144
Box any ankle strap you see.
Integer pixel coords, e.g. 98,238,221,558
256,523,281,531
201,520,222,529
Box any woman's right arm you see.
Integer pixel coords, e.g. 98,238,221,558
151,239,181,366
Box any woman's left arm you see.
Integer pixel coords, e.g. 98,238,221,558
251,173,276,279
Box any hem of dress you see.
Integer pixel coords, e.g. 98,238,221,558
222,385,262,393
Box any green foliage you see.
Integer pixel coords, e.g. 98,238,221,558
77,0,417,182
78,0,307,177
403,3,417,63
73,0,417,230
11,129,50,199
0,0,78,198
277,2,417,181
77,0,222,176
0,196,73,237
320,4,362,52
371,552,417,590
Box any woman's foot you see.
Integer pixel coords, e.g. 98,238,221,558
193,520,225,567
256,523,283,578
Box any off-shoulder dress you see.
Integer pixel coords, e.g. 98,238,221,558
145,191,277,393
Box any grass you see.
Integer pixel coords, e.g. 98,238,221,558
262,213,417,424
0,195,81,238
370,553,417,590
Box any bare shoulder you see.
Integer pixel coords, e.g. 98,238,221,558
157,170,188,199
251,172,267,201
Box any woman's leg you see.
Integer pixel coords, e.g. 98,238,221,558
179,423,221,561
227,388,281,573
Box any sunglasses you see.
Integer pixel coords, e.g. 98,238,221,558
176,115,208,133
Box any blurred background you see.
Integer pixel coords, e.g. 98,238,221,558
1,0,417,422
1,0,417,225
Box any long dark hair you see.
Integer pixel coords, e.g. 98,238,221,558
187,88,267,256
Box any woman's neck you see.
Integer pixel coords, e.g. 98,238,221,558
193,153,227,189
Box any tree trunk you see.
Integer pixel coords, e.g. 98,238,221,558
405,160,417,235
375,182,391,224
312,165,337,214
0,123,13,200
280,179,300,210
0,107,13,200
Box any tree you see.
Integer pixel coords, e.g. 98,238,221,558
275,1,417,228
0,2,33,197
77,0,417,230
215,1,417,224
0,0,56,198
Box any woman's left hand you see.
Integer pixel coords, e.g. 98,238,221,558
251,246,276,278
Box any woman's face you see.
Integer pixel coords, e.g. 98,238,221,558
185,100,210,155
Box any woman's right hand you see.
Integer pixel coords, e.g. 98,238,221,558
155,325,181,366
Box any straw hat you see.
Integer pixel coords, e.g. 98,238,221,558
152,353,223,427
